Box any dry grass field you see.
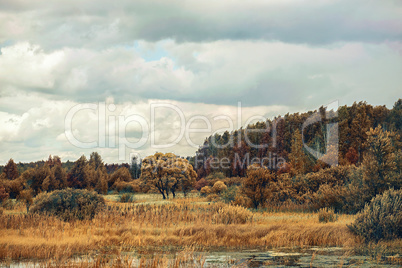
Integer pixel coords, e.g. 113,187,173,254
0,193,363,267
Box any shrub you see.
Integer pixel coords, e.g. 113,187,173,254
221,186,239,203
113,180,140,193
29,188,106,221
318,207,338,223
200,186,212,196
206,193,220,202
212,181,227,194
348,189,402,242
195,178,208,191
119,193,135,203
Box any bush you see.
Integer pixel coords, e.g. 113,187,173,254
119,193,135,203
206,193,220,202
113,180,140,193
318,207,338,223
200,186,212,196
348,189,402,242
212,181,227,194
221,186,239,204
30,188,105,221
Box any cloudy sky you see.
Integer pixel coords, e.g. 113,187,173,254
0,0,401,163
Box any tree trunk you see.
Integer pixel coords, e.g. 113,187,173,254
158,187,166,199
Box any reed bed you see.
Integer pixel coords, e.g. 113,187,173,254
0,197,359,263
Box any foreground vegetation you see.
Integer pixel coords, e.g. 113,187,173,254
0,194,358,262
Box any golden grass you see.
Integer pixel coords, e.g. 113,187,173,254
0,195,359,264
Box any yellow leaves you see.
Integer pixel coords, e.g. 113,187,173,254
140,153,197,199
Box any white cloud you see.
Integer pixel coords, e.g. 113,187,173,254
0,95,290,163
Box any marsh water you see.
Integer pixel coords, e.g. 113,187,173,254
197,247,400,267
7,246,401,267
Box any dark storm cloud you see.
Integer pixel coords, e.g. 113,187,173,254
1,0,401,49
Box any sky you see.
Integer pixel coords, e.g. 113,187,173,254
0,0,401,163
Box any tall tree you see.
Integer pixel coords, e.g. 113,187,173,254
3,159,19,180
288,129,308,175
67,155,89,189
88,152,103,170
130,155,142,179
363,126,397,197
388,99,402,131
87,152,109,190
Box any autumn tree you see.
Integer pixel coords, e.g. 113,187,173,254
1,161,26,198
46,155,62,168
27,164,52,195
2,159,19,180
109,167,132,188
140,153,196,199
241,164,275,208
288,129,308,175
350,103,372,162
17,189,33,213
67,155,90,189
195,178,208,190
87,152,109,192
345,147,359,165
0,186,9,203
363,126,397,197
42,165,67,192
